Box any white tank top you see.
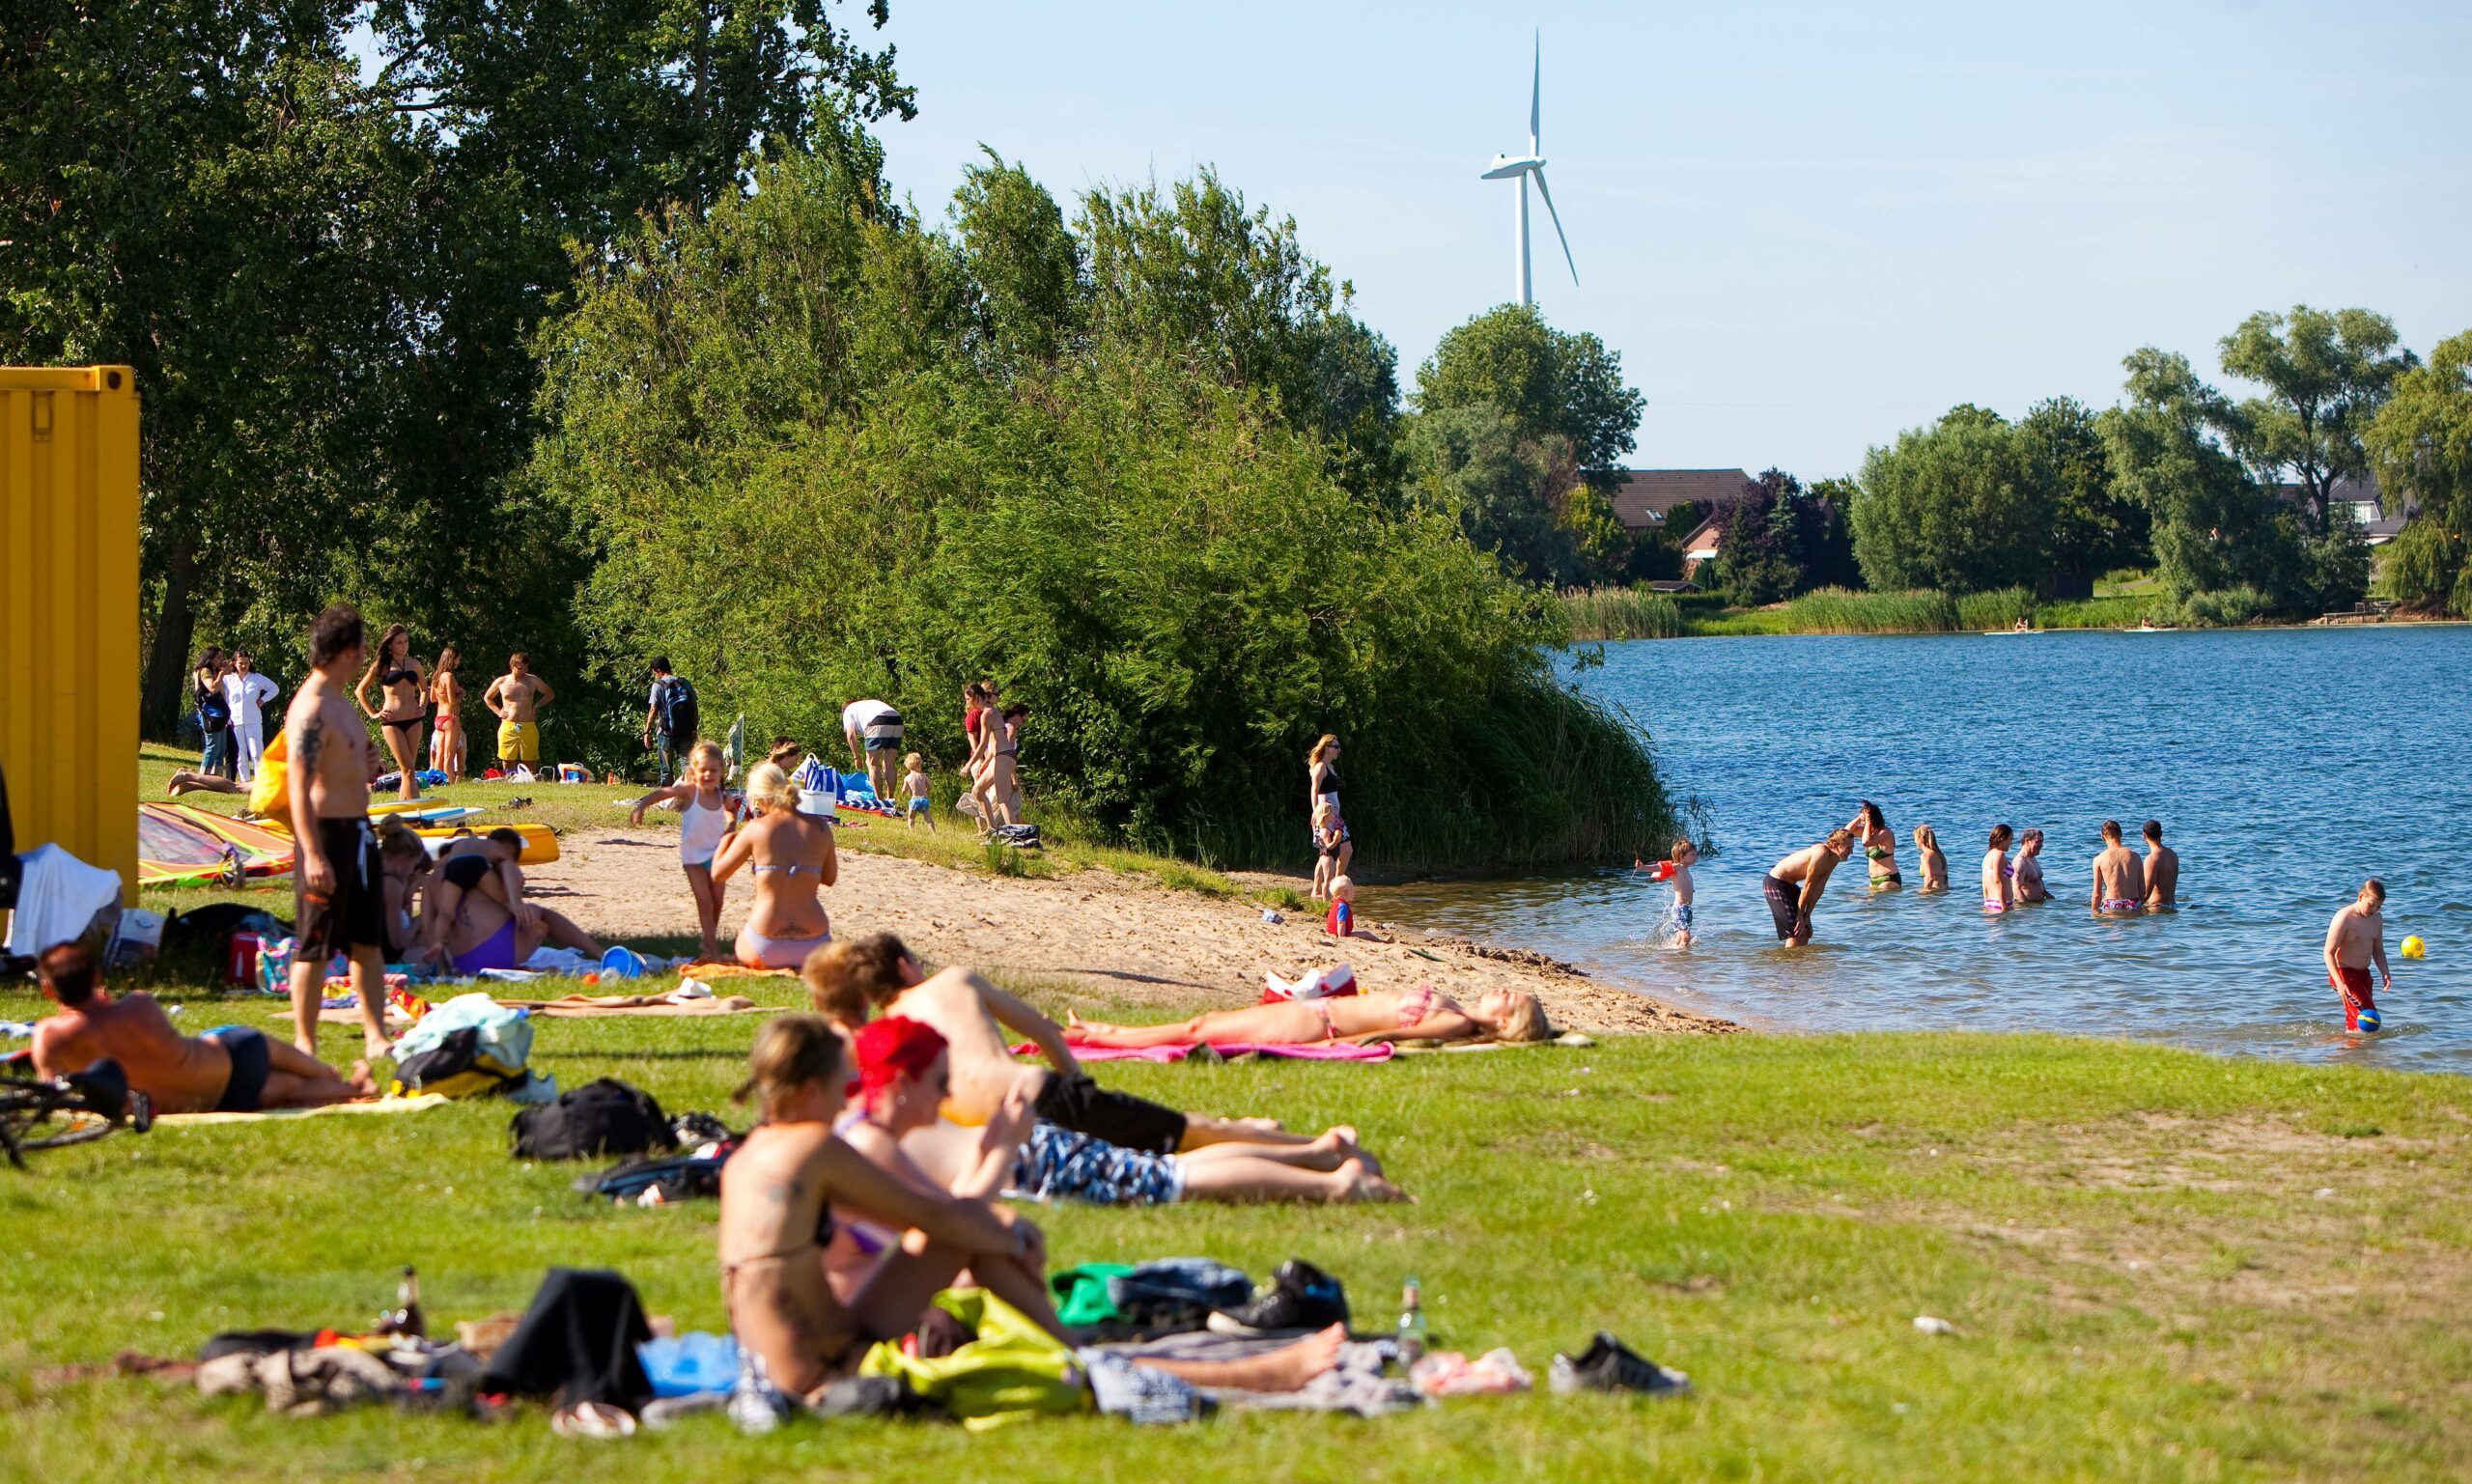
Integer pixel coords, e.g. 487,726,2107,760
680,792,729,865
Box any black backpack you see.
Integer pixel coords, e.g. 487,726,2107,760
510,1078,677,1161
660,676,699,742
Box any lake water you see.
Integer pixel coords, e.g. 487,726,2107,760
1377,626,2472,1072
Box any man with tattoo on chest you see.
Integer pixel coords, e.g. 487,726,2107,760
283,605,394,1060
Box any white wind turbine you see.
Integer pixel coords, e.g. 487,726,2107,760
1480,31,1577,309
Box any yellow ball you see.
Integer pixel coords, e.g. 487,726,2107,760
2401,936,2426,961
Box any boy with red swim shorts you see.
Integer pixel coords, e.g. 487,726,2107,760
2322,878,2395,1032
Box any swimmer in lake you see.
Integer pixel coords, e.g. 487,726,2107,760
1763,829,1854,946
1912,824,1949,892
2142,820,2178,908
1981,825,2016,913
2012,828,2049,903
1847,800,1899,890
1666,838,1697,948
2089,821,2146,915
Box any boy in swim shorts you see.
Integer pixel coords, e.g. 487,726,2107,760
1665,838,1697,948
901,752,934,830
2323,878,2394,1032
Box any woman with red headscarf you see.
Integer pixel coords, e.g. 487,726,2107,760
716,1015,1060,1401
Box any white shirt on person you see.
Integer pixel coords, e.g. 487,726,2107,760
219,671,280,728
841,698,899,733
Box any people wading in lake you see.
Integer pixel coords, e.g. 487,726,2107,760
2012,828,2050,903
2088,821,2146,915
1847,800,1899,890
2142,820,2178,908
1307,735,1351,894
354,623,427,801
2323,878,2393,1033
1912,824,1949,892
1763,829,1853,945
1981,825,2016,914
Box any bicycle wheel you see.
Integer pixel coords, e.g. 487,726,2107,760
13,1106,116,1152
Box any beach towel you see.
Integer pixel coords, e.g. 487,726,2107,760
154,1094,450,1126
509,994,768,1019
1018,1042,1393,1064
1391,1030,1598,1054
677,962,798,980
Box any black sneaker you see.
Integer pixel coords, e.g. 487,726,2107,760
1207,1259,1350,1335
1550,1332,1691,1396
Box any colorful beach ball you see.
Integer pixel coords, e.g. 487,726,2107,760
2357,1007,2383,1034
2401,936,2427,960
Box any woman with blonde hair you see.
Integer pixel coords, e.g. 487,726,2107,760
715,760,836,966
1912,824,1949,892
1068,983,1551,1050
1306,735,1352,886
428,646,464,782
718,1015,1061,1402
353,622,426,800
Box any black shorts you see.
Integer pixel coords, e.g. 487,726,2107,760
1761,873,1806,941
209,1025,271,1113
1031,1073,1187,1157
295,818,387,959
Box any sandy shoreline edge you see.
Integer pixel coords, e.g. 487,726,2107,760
529,827,1736,1036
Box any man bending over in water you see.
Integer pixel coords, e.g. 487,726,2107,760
1762,830,1854,946
2142,820,2178,908
2089,821,2146,915
32,943,373,1112
2323,879,2394,1032
802,933,1376,1167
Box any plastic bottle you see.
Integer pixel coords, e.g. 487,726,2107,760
1396,1277,1429,1367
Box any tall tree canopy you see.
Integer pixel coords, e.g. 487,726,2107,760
1706,470,1857,605
1849,406,2048,594
2218,305,2417,535
0,0,912,731
2368,329,2472,615
1413,305,1643,472
2016,396,2148,595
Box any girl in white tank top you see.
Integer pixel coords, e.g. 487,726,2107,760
627,740,736,963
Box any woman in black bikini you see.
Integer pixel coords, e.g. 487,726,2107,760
354,623,427,801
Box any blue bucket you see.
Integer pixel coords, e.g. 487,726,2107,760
600,945,648,980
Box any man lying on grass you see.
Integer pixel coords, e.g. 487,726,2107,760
29,943,375,1113
802,934,1380,1167
722,1015,1349,1404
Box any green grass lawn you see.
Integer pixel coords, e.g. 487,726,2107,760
6,945,2470,1482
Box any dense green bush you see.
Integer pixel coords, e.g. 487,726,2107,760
1782,588,1958,634
1561,586,1685,640
534,144,1668,869
1954,587,2037,630
2175,585,2277,628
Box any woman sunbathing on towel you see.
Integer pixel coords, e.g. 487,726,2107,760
1068,985,1551,1049
721,1016,1348,1402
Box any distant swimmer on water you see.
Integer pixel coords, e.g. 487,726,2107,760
1847,800,1899,890
1763,829,1853,946
2323,879,2394,1033
2089,821,2147,915
2012,828,2049,904
2142,820,2178,908
1912,824,1949,892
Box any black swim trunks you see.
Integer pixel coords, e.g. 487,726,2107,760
1761,873,1807,941
208,1024,271,1112
1031,1073,1188,1157
441,852,492,890
295,817,386,959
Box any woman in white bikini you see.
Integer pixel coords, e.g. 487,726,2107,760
629,739,736,963
715,761,836,967
1981,824,2016,913
1067,983,1551,1049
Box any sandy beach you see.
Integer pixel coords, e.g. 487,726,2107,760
527,826,1733,1036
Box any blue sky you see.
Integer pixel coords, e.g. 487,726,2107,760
866,0,2471,475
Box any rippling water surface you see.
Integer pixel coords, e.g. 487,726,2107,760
1376,627,2472,1071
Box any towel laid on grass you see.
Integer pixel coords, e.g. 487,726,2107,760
154,1094,450,1126
1016,1042,1393,1064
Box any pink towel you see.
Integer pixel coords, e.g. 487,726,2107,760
1015,1042,1393,1063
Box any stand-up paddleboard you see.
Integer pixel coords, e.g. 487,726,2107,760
415,821,559,864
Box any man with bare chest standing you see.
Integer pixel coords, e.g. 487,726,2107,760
2323,879,2395,1033
284,605,392,1060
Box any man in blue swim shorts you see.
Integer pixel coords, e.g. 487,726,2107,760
28,944,373,1113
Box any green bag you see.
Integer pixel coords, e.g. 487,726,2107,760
859,1289,1087,1430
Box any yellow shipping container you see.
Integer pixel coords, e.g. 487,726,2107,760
0,367,141,905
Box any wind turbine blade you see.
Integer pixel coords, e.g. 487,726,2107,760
1533,168,1577,285
1529,30,1542,149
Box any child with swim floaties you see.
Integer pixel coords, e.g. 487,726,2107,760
627,740,737,963
1665,838,1697,949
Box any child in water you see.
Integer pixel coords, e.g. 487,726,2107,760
1912,824,1949,892
1666,837,1697,948
900,752,934,831
1310,799,1348,900
627,740,735,963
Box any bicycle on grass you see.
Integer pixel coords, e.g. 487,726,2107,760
0,1051,153,1168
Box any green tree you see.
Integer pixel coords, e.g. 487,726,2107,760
1707,470,1857,604
2219,305,2417,535
2367,329,2472,614
2018,396,2147,594
2097,350,2305,608
1414,305,1644,472
1849,407,2045,593
951,151,1083,368
1404,406,1582,586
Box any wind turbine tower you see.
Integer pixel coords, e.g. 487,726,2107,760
1481,31,1577,309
